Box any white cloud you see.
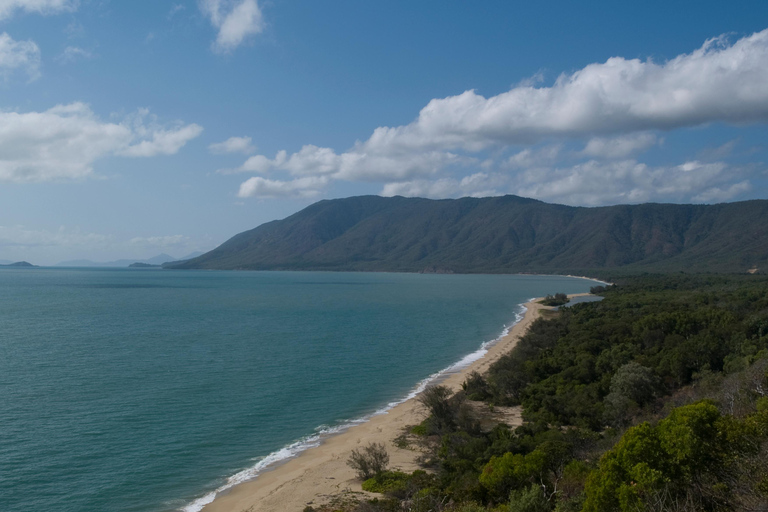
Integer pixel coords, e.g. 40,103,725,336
0,32,40,80
507,144,563,169
514,159,748,206
237,176,329,198
57,45,93,64
368,29,768,151
232,145,464,182
200,0,264,53
0,103,202,183
582,133,659,159
0,0,77,19
119,123,203,158
230,29,768,201
381,172,501,199
209,136,254,154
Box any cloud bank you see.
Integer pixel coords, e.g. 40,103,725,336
0,103,202,183
200,0,264,53
229,28,768,203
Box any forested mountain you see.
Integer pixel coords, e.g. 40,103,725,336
167,195,768,273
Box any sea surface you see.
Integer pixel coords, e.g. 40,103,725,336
0,268,600,512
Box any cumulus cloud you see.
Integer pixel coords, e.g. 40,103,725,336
119,123,203,157
0,0,77,19
237,176,329,198
378,158,753,206
515,159,749,206
0,32,40,80
209,136,254,154
229,29,768,200
381,172,501,199
230,145,465,183
0,103,202,183
362,29,768,152
200,0,264,53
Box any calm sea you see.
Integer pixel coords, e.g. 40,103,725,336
0,268,600,512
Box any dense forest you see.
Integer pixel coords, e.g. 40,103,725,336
309,275,768,512
167,195,768,274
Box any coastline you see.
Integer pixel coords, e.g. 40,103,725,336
196,297,552,512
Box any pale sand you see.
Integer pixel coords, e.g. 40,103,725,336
202,298,553,512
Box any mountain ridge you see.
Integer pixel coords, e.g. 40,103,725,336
166,195,768,274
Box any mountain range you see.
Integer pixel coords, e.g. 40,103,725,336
165,195,768,275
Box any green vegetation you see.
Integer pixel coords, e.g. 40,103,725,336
540,293,569,306
319,274,768,512
583,400,768,511
361,471,411,493
167,195,768,273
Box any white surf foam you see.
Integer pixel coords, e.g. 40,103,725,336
181,301,530,512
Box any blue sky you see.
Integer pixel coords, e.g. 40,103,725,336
0,0,766,264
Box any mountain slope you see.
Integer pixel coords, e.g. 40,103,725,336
167,195,768,273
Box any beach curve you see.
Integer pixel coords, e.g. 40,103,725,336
195,297,550,512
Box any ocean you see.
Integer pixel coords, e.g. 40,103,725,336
0,268,600,512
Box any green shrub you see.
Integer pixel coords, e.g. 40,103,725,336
508,485,549,512
411,422,428,436
418,385,457,434
362,471,410,493
463,371,492,401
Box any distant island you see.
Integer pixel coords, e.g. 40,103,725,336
128,262,161,268
165,195,768,275
0,261,36,268
57,252,204,268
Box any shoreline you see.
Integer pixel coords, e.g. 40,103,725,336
195,297,553,512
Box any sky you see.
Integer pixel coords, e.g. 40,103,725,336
0,0,767,265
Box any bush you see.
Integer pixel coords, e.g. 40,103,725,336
462,371,492,401
508,485,550,512
347,442,390,481
418,385,457,434
361,471,410,493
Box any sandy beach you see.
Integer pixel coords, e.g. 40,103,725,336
201,297,554,512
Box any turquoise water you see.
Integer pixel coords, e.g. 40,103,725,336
0,268,599,512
